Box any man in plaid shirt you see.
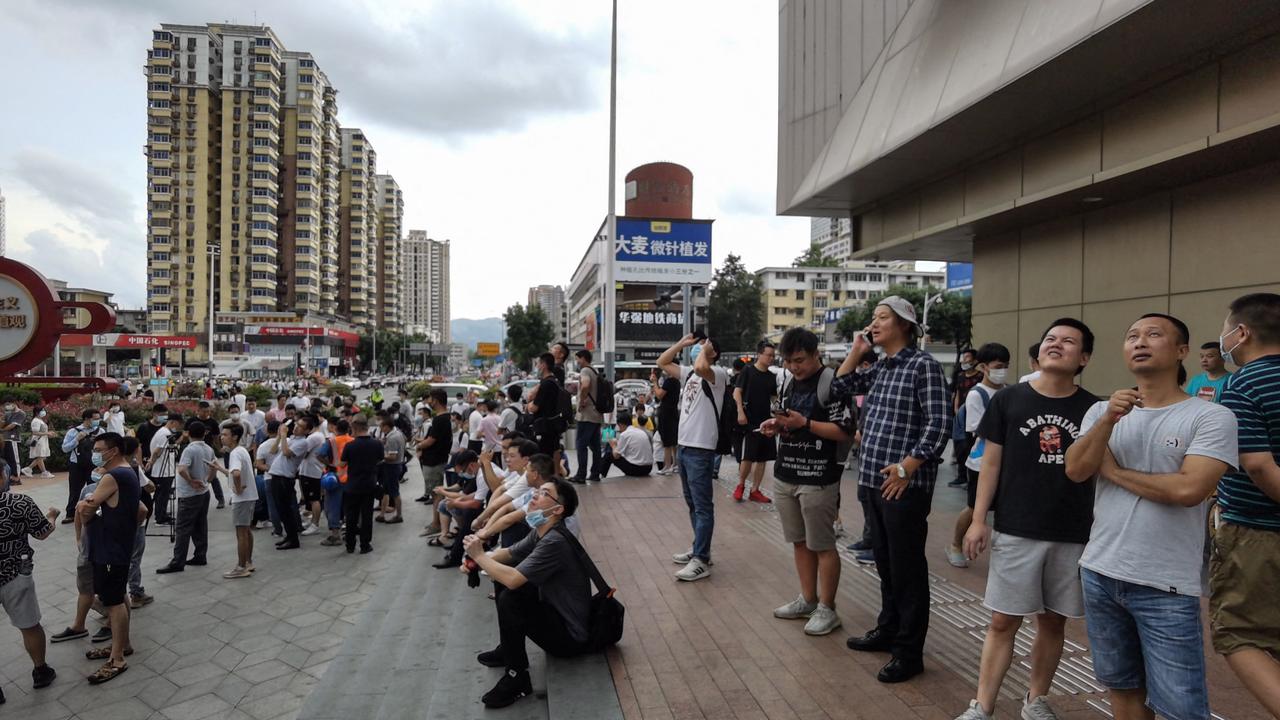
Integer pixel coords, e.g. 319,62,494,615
832,295,949,683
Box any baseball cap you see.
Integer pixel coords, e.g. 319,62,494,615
877,295,920,330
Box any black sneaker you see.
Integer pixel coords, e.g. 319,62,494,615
482,669,532,708
155,564,184,574
186,558,207,566
32,664,56,689
476,647,504,668
847,539,872,552
91,627,112,643
50,627,88,643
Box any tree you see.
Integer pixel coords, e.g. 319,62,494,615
357,330,427,373
836,283,971,352
706,253,765,352
792,244,839,268
504,303,555,370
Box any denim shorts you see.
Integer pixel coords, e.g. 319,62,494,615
1080,568,1210,720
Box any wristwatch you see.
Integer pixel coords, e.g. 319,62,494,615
805,418,812,432
896,464,907,479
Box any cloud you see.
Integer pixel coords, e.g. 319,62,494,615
715,186,773,217
12,148,137,233
8,0,607,138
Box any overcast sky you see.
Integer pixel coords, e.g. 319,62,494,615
0,0,813,319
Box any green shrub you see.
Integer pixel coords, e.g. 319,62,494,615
0,386,44,405
244,384,274,405
407,381,433,401
323,382,352,397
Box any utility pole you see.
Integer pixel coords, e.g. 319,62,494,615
207,242,220,382
602,0,619,384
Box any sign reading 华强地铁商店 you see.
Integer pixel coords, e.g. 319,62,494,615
614,217,713,285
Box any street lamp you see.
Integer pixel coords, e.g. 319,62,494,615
207,242,221,382
920,291,944,353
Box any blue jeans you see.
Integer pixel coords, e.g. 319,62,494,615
678,446,716,562
1081,568,1210,720
575,421,601,480
324,483,344,530
262,474,281,533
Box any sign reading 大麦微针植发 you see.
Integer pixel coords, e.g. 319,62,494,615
614,218,713,284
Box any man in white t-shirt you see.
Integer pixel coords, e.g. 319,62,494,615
601,412,654,477
1066,313,1237,720
657,333,729,582
211,424,258,579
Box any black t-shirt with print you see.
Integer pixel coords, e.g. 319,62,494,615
658,377,680,416
735,364,777,425
774,368,852,486
420,414,453,467
977,382,1097,544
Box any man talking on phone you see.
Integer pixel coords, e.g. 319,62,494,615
831,296,948,683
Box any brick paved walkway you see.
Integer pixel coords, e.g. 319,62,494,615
577,456,1269,720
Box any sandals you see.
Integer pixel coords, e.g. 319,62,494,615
426,537,444,547
86,647,133,660
87,661,129,685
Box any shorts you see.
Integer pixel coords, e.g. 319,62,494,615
380,463,404,498
422,463,445,489
231,500,255,527
741,431,777,462
983,531,1085,618
965,466,979,508
1081,568,1209,720
299,475,322,504
537,431,561,456
92,562,130,608
76,559,94,595
1210,521,1280,655
437,498,452,517
0,573,41,629
772,479,839,552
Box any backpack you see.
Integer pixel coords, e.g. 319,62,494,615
512,405,537,438
589,369,616,415
74,428,99,471
554,385,574,432
965,385,993,464
553,526,625,651
699,376,734,455
780,366,856,465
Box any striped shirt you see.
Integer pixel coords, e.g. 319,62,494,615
1218,354,1280,530
832,346,949,491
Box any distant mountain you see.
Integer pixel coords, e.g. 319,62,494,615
450,317,504,351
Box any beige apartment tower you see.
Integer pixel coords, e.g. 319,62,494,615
375,174,404,331
401,230,450,343
146,23,401,362
777,0,1280,391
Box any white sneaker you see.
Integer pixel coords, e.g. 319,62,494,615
773,595,817,620
40,471,54,478
300,524,320,536
19,467,33,477
674,558,710,582
832,520,845,537
1021,693,1060,720
945,545,969,568
955,700,993,720
671,549,713,566
803,603,842,635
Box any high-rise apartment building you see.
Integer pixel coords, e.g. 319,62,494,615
145,23,400,360
401,230,450,343
527,285,567,339
0,185,7,256
374,174,403,331
338,128,379,328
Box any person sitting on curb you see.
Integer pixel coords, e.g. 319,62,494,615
600,411,654,478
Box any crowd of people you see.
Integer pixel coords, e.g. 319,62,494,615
2,291,1278,718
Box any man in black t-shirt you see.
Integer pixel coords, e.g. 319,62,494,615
760,329,853,638
526,353,563,460
416,389,453,538
734,340,779,502
955,319,1097,720
340,415,384,554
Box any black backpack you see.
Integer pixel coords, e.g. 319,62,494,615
74,428,99,471
512,405,537,438
588,370,616,415
699,376,734,455
554,386,574,432
554,526,624,651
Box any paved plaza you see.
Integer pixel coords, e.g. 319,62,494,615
0,453,1270,719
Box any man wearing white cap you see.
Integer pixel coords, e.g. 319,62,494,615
832,295,949,683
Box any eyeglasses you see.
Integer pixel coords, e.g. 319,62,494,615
533,487,562,505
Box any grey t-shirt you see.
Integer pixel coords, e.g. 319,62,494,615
382,429,406,464
510,527,592,643
1078,397,1238,596
177,441,216,498
3,409,26,442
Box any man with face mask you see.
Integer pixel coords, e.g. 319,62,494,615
61,409,103,523
463,475,590,709
1211,292,1280,717
1,401,27,484
219,404,255,451
761,328,854,638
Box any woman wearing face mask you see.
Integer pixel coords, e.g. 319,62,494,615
21,406,56,479
105,403,126,436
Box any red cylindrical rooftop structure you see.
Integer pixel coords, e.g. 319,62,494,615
625,162,693,219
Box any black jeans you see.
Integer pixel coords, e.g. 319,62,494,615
66,465,90,517
152,476,175,523
866,484,933,663
209,475,225,505
599,454,651,478
270,474,303,542
343,492,375,550
497,583,588,671
574,421,601,480
171,493,210,566
446,506,481,565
